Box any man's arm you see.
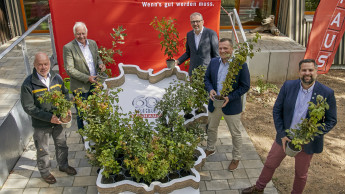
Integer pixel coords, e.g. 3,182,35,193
273,82,287,139
177,34,191,65
204,61,215,93
321,90,337,134
210,30,219,58
63,45,90,83
21,84,53,122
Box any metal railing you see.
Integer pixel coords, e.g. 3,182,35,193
0,13,56,75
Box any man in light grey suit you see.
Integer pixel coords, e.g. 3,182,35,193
63,22,105,130
176,12,219,76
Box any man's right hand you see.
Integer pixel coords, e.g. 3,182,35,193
51,115,62,124
209,89,217,101
281,136,291,152
88,76,97,83
175,60,179,66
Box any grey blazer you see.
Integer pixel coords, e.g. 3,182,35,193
178,27,219,75
63,39,103,93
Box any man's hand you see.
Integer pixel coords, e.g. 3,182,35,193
67,110,72,116
175,60,179,66
51,115,62,124
222,96,229,107
209,90,217,101
88,76,97,83
99,64,106,72
281,136,291,152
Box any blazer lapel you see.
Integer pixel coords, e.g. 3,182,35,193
189,32,197,52
73,40,89,70
213,59,221,91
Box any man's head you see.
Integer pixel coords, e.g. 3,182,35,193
190,12,204,34
299,59,318,88
73,22,88,45
34,52,50,78
218,38,233,62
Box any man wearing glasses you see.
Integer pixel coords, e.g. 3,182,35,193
175,12,219,76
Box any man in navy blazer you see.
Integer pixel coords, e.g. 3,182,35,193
242,59,337,194
176,12,219,76
204,38,250,171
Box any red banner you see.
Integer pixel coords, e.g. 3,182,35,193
304,0,345,74
48,0,221,78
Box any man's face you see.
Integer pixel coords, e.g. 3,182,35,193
74,26,88,45
299,62,317,86
218,41,233,60
190,15,204,33
34,54,50,78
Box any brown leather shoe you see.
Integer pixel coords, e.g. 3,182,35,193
59,166,77,175
43,173,56,184
205,150,215,157
241,185,264,194
228,159,239,171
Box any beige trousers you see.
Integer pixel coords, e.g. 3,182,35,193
207,108,243,160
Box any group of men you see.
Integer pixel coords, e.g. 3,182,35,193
21,12,337,194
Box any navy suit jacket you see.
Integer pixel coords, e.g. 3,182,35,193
178,27,219,76
204,58,250,115
273,79,337,154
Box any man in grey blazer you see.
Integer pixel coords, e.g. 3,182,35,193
63,22,105,130
176,12,219,76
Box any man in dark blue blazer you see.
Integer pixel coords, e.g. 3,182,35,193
176,12,219,76
242,59,337,194
204,38,250,171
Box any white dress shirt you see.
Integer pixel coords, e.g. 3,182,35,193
37,73,51,91
194,27,204,50
77,40,96,76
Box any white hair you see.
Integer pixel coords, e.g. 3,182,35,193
73,22,88,34
190,12,203,20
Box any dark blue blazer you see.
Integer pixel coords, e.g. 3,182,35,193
204,57,250,115
273,79,337,154
178,27,219,76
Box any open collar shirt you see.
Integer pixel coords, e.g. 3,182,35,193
216,58,232,95
37,72,51,91
77,39,96,76
194,26,204,50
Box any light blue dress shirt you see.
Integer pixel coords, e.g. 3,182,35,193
216,58,230,95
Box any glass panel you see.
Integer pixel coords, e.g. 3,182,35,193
305,0,320,11
220,0,278,26
23,0,50,30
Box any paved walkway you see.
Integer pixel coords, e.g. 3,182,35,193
0,34,283,193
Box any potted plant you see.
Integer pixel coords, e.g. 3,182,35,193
285,95,329,157
214,33,261,107
98,25,127,79
190,65,208,114
150,16,180,69
38,90,73,128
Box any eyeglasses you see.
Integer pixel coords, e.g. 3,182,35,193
190,20,202,24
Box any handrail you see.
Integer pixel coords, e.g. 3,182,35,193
0,14,56,75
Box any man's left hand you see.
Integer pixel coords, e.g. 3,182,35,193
222,96,229,107
99,64,106,72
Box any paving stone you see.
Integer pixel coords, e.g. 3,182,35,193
210,170,234,180
221,161,244,170
206,153,228,162
75,167,92,176
23,188,40,194
264,187,279,194
205,180,230,190
202,162,223,171
0,189,24,194
219,138,232,145
66,137,81,144
67,159,80,168
216,190,240,194
26,178,49,188
68,144,84,152
216,145,233,153
8,169,33,179
201,191,216,194
75,151,86,159
241,144,257,152
90,167,100,176
62,186,88,194
245,168,263,178
38,187,63,194
242,160,264,169
228,178,251,190
241,151,261,160
2,178,29,188
67,151,76,159
13,160,37,171
78,158,92,167
69,131,81,138
200,171,211,181
232,168,248,179
199,181,207,191
73,176,97,186
49,176,74,187
86,186,98,194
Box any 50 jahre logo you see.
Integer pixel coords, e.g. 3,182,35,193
132,95,160,118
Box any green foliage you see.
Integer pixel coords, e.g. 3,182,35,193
150,17,179,60
190,66,208,111
285,95,329,150
220,33,261,96
98,26,127,77
255,75,278,95
38,90,73,119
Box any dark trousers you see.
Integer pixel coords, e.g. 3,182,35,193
33,125,69,178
